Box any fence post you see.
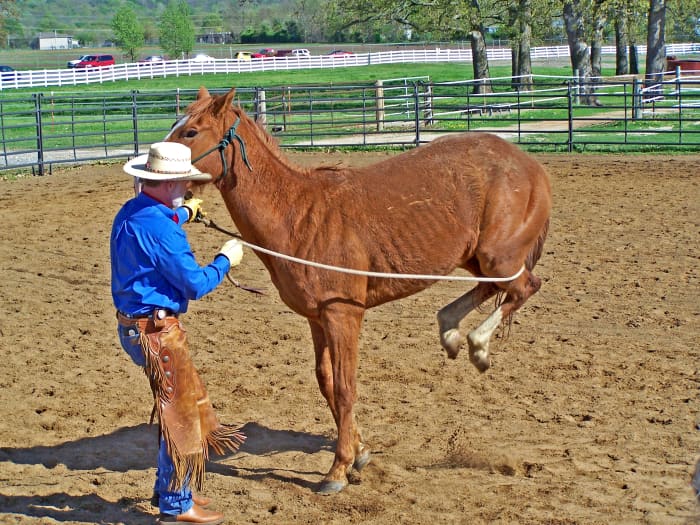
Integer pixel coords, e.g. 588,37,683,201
422,82,434,126
567,81,574,153
34,93,45,176
632,78,642,120
375,80,384,132
256,88,267,128
412,82,420,145
131,90,140,157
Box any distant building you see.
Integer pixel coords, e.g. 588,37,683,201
196,32,234,44
31,33,77,50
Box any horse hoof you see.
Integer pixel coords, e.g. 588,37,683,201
441,329,463,359
317,479,347,495
469,348,491,372
353,447,372,472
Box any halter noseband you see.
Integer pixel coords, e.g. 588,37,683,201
191,116,253,184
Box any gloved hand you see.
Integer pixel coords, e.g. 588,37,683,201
218,239,244,266
182,197,204,223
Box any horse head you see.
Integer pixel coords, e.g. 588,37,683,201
167,87,254,189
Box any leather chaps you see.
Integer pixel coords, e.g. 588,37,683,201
118,312,245,490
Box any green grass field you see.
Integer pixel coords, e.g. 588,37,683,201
0,47,697,158
0,43,622,95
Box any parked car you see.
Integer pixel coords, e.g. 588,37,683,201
252,48,276,58
67,55,91,68
0,65,20,81
139,55,166,64
327,49,353,56
291,48,310,57
74,54,115,68
233,51,252,61
190,53,215,63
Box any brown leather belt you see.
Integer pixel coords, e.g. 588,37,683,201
117,309,178,328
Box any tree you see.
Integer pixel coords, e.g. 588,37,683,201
159,0,195,59
607,0,647,75
644,0,666,85
562,0,599,105
111,5,145,62
0,0,18,48
589,0,606,79
614,12,630,74
328,0,495,93
506,0,534,91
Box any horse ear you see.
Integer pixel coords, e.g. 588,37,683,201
212,88,237,117
197,86,210,100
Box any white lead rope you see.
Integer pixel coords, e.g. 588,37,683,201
199,215,524,283
236,238,525,283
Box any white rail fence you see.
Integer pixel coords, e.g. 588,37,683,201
1,43,698,92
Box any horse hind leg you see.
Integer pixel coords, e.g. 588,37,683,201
467,268,542,372
437,282,498,358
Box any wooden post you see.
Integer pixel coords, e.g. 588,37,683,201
375,80,384,132
257,89,267,128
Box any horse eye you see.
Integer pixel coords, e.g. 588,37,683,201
185,129,198,138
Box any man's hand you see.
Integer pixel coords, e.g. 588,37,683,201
218,239,243,266
182,197,204,223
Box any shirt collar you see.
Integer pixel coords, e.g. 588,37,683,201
136,191,180,224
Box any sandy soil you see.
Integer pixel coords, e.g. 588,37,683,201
0,151,698,525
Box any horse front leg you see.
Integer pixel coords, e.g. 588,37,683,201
316,304,368,494
309,320,338,420
437,282,498,358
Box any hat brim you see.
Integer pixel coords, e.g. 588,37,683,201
123,153,213,181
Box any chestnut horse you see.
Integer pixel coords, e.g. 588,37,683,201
167,87,552,493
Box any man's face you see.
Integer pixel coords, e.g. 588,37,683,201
166,180,189,208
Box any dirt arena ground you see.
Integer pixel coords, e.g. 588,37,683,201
0,151,698,525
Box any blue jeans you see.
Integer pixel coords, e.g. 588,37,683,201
117,323,194,515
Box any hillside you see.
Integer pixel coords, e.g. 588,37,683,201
14,0,297,46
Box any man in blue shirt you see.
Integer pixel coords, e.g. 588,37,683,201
112,142,244,525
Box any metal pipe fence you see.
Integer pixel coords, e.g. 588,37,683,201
1,74,699,175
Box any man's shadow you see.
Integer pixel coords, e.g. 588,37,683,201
0,422,334,523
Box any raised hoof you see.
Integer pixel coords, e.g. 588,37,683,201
441,328,463,359
317,479,348,495
468,346,491,372
467,333,492,372
353,447,372,472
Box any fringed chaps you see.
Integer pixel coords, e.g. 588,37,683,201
135,316,246,491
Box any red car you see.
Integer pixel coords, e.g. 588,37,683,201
327,49,353,56
252,48,277,58
74,54,115,68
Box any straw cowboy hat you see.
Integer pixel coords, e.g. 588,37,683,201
124,142,212,181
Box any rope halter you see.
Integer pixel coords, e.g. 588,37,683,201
191,116,253,184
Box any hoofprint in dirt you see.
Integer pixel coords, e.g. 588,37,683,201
0,152,698,525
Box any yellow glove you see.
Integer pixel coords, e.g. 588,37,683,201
182,197,204,223
218,239,243,266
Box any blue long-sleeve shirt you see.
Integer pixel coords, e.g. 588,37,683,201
110,192,230,316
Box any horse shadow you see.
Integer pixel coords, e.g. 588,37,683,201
0,422,334,522
210,422,336,491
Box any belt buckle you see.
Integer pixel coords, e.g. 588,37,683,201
154,308,168,320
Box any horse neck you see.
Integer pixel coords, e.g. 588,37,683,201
220,119,312,248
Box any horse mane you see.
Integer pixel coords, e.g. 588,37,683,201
207,97,345,176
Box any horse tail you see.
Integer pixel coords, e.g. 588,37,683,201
525,217,550,272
